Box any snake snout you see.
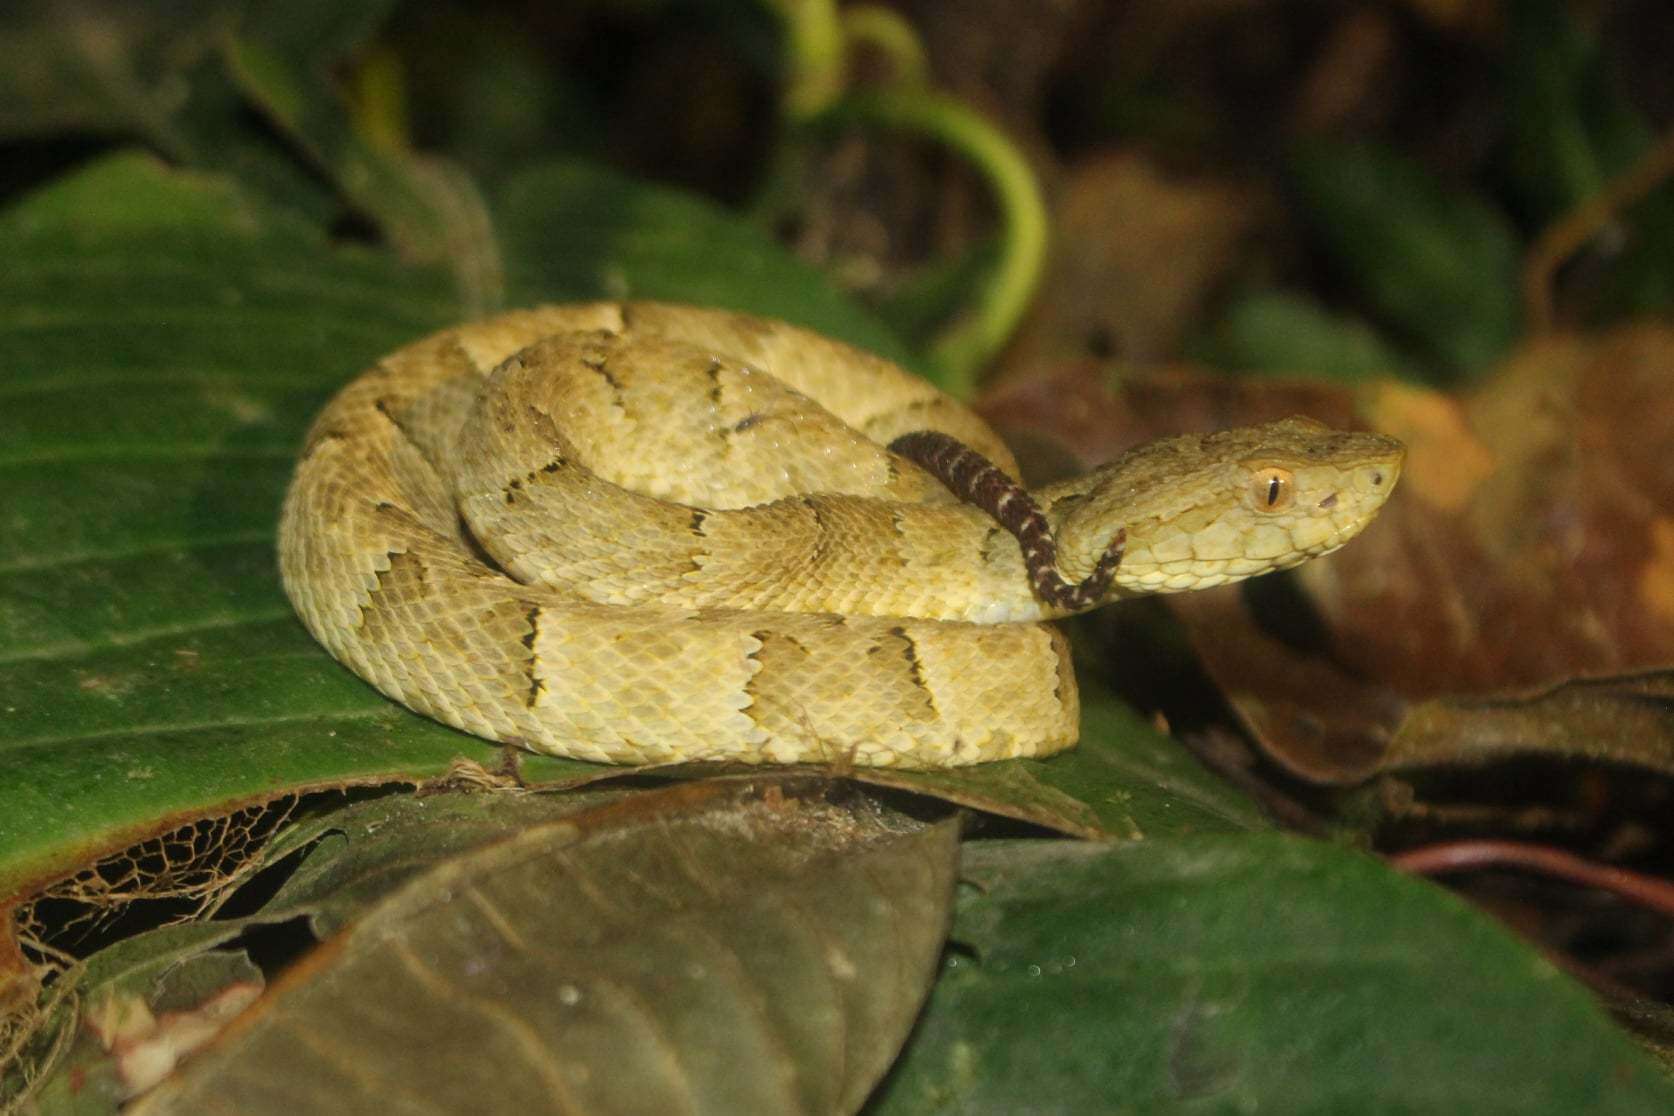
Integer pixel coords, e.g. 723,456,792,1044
1352,441,1406,500
1356,463,1393,494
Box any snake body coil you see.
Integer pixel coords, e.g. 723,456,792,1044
279,303,1403,767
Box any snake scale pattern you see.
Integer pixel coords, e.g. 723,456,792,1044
279,303,1404,767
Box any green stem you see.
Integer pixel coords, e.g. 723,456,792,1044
759,1,1046,394
821,89,1047,396
759,0,846,118
345,44,411,154
840,5,930,87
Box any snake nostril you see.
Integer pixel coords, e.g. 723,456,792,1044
1370,471,1384,486
1318,492,1338,510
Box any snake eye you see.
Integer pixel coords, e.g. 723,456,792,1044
1249,466,1294,512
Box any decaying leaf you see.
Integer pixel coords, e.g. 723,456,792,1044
1378,672,1674,775
127,777,959,1115
87,981,263,1098
999,153,1261,375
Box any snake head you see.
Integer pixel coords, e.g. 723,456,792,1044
1053,416,1406,598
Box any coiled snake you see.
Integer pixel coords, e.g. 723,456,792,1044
279,303,1403,767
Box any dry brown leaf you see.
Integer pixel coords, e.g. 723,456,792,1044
1322,326,1674,695
998,154,1262,378
979,360,1357,477
129,777,958,1116
1381,672,1674,773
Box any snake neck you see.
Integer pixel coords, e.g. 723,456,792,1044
888,431,1125,615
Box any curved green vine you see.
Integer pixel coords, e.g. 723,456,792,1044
759,0,846,118
819,89,1047,396
840,5,930,88
758,0,1048,396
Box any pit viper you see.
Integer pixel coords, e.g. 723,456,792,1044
279,303,1403,767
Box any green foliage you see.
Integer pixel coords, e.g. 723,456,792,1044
1289,142,1522,381
494,160,918,366
0,152,1231,905
1194,289,1416,383
1499,0,1674,316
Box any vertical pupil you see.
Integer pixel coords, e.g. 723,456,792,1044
1267,476,1280,506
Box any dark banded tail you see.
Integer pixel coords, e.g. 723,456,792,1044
889,430,1124,612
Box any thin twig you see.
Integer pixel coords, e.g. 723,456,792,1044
1390,839,1674,919
1523,124,1674,333
760,0,847,118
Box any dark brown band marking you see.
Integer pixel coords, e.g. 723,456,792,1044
803,497,837,569
503,457,568,504
583,355,623,392
299,427,348,461
889,430,1125,612
360,549,425,629
889,625,929,695
522,605,543,708
705,358,724,405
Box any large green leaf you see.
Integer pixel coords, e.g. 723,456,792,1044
872,835,1674,1114
0,152,461,897
872,687,1266,839
1499,0,1651,221
1193,288,1416,383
